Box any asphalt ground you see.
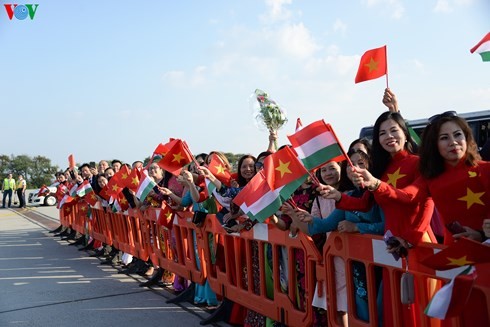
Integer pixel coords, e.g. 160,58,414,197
0,201,230,327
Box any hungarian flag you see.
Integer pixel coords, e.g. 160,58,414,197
420,237,490,271
263,146,308,191
37,184,50,196
158,139,193,175
425,266,476,319
58,194,74,208
208,153,232,186
295,118,303,131
106,174,123,197
69,183,79,197
84,190,98,206
287,120,347,171
470,32,490,62
135,170,157,201
157,201,175,229
76,180,93,197
355,45,387,83
127,168,141,192
233,171,283,222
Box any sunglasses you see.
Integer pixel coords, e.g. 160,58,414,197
428,111,457,124
254,162,264,169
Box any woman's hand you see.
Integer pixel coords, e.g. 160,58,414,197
338,220,359,233
316,184,341,201
382,88,399,113
453,226,483,242
156,186,172,196
181,170,194,185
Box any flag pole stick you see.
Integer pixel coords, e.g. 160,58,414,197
182,141,201,170
324,121,354,168
384,45,389,89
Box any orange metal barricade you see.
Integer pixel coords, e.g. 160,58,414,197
71,203,84,234
138,208,207,285
90,208,112,245
318,232,490,327
202,214,322,327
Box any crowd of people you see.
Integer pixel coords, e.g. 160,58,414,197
44,88,490,326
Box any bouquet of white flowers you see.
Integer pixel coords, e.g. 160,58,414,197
253,89,288,149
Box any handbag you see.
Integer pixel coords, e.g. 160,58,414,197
192,211,207,227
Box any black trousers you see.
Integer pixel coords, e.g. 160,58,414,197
2,189,12,208
16,189,25,208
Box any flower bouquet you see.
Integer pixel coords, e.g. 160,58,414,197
253,89,288,149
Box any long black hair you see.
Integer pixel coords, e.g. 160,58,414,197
371,111,418,179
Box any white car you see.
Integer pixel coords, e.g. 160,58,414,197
28,186,58,206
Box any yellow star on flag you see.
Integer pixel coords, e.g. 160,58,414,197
90,193,97,200
364,57,379,72
447,255,474,267
65,207,71,213
215,164,226,175
458,187,485,209
165,211,173,221
172,152,184,163
468,171,477,178
275,160,292,178
81,206,87,212
121,173,128,180
120,197,127,205
132,177,139,186
111,184,120,192
386,168,406,188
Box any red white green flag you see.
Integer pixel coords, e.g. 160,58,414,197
37,184,50,196
287,120,347,171
470,32,490,62
76,180,93,197
69,183,79,197
135,170,157,201
355,45,387,83
233,171,284,223
158,139,193,176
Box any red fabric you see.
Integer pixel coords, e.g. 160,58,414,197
355,45,387,83
375,159,490,244
208,154,232,186
263,146,308,190
157,139,193,176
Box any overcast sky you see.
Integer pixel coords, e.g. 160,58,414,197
1,0,489,169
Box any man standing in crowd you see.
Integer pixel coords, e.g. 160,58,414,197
16,175,27,208
2,173,16,208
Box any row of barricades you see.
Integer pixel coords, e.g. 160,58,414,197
59,202,490,326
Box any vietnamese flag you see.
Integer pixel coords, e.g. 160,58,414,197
263,146,308,191
98,185,111,201
118,165,131,188
421,237,490,271
147,139,178,167
127,168,141,192
208,153,232,186
117,192,130,211
106,174,124,196
157,201,175,229
158,139,193,176
355,45,387,83
85,189,98,206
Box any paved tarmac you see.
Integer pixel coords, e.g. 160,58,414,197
0,203,229,327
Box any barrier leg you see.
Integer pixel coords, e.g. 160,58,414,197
166,282,195,304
